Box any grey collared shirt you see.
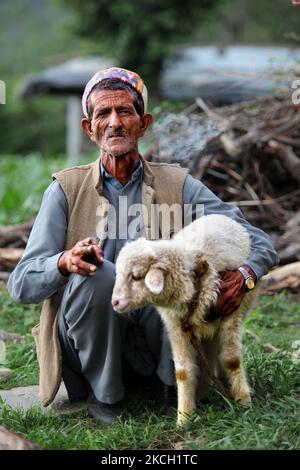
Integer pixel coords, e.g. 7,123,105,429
100,159,144,262
7,161,279,304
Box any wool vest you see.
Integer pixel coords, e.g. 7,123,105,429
32,157,188,406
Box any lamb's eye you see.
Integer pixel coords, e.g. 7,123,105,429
132,273,143,281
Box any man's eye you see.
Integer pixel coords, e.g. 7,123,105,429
96,111,109,118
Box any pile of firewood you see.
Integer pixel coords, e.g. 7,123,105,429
0,221,33,281
147,92,300,269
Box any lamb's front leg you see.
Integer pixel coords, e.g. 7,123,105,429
164,317,199,426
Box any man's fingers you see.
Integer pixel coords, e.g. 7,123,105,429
77,237,99,248
76,245,104,263
72,245,103,258
89,245,104,263
79,237,93,245
72,245,94,257
71,266,95,276
67,261,97,276
72,257,98,273
63,239,104,276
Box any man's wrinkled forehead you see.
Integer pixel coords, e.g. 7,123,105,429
89,88,137,116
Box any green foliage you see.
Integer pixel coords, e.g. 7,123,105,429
194,0,300,44
0,0,93,156
0,154,67,224
0,95,66,156
245,292,300,349
60,0,218,87
0,289,299,450
0,290,40,388
0,153,94,224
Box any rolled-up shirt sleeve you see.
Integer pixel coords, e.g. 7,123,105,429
7,180,69,304
183,174,280,279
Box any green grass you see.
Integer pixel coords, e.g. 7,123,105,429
0,154,95,224
0,288,299,450
0,290,40,389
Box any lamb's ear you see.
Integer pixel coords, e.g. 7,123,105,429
195,254,209,277
145,267,165,294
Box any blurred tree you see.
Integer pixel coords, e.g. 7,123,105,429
0,0,93,156
60,0,218,88
195,0,300,45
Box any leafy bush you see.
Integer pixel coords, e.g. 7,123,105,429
0,154,67,224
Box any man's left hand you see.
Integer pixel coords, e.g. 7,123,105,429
207,268,254,321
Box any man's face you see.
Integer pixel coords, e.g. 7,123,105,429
85,89,145,157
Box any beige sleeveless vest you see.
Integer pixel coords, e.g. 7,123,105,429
32,157,188,405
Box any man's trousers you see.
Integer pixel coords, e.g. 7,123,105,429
57,259,175,404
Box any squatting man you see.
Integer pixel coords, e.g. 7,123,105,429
8,67,279,426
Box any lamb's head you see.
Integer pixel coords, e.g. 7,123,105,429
111,238,198,313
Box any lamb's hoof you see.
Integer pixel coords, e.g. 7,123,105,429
176,411,192,428
236,393,252,407
231,384,252,406
239,397,252,408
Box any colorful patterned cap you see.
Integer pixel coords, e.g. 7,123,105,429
82,67,148,118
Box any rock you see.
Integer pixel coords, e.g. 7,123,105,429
0,426,40,450
0,367,12,383
0,383,87,414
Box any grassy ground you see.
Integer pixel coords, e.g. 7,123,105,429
0,287,299,450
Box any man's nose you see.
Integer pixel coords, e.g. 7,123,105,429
108,109,122,128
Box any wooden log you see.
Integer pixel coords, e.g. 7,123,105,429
264,140,300,183
0,248,24,270
277,243,300,265
275,212,300,263
0,272,10,282
0,220,33,248
260,262,300,292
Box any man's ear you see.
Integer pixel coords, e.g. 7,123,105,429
81,118,95,141
145,267,164,294
139,113,153,137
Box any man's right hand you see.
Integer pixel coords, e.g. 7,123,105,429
58,237,104,276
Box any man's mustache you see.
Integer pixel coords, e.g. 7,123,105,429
106,129,127,138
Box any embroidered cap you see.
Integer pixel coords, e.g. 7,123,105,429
82,67,148,118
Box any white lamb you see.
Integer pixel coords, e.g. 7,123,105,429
112,214,258,426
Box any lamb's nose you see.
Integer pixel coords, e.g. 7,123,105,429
111,298,119,309
111,297,129,312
